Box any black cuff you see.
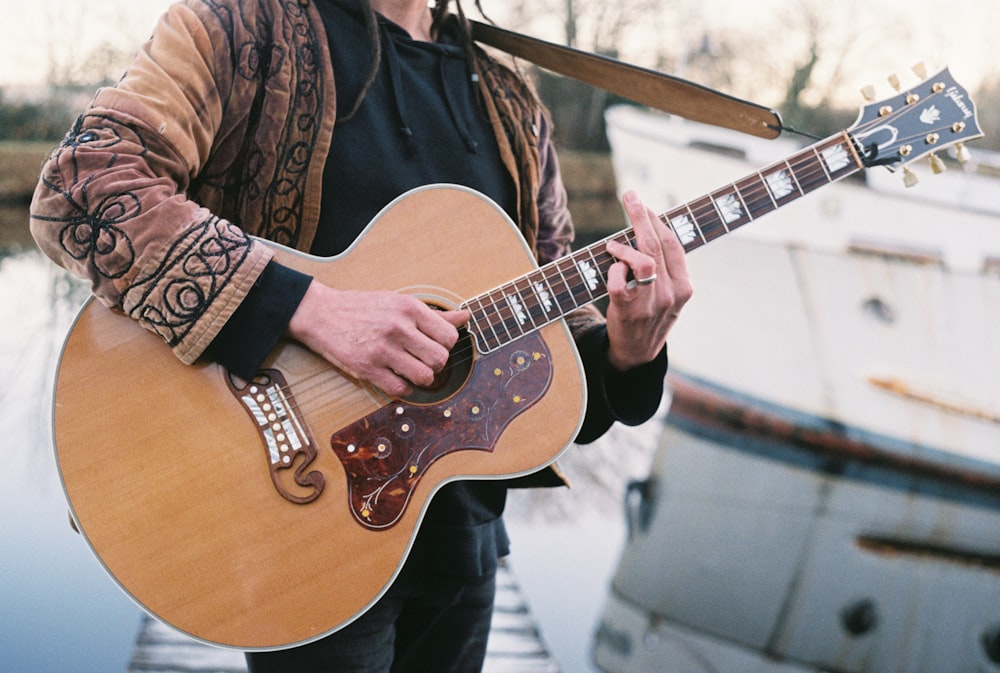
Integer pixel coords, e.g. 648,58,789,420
205,261,313,380
574,325,668,444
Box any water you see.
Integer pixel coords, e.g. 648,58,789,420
0,249,142,673
505,511,629,673
505,416,665,673
0,229,662,673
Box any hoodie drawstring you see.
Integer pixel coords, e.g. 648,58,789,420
440,55,479,154
379,22,416,150
378,20,479,155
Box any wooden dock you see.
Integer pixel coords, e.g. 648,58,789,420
127,560,561,673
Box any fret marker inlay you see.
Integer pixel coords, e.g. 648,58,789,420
669,214,698,245
821,144,851,172
505,292,528,326
577,260,600,292
715,193,743,223
532,281,553,313
765,170,795,199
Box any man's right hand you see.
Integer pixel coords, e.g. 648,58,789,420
287,280,469,398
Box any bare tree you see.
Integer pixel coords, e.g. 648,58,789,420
41,1,159,91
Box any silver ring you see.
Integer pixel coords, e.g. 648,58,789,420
636,274,658,286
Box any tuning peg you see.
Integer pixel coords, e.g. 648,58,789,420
929,153,946,174
955,142,972,163
888,73,901,91
903,166,920,187
912,62,928,79
861,84,877,102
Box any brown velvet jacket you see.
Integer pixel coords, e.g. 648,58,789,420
29,0,601,366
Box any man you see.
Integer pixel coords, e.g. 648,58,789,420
30,0,691,670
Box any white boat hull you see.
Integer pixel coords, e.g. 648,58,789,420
592,106,1000,672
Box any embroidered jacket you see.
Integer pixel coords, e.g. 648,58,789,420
29,0,597,366
29,0,668,463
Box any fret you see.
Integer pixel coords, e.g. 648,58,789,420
465,300,485,346
683,203,704,240
510,277,543,330
586,246,610,295
783,159,806,196
502,282,533,334
732,181,751,218
466,296,502,352
665,204,707,251
689,195,728,242
818,139,854,178
826,137,863,179
539,260,569,315
757,170,779,209
708,186,750,231
615,229,638,251
500,283,532,340
572,252,601,302
734,174,775,223
811,146,834,182
485,290,510,346
761,164,798,204
795,150,832,195
573,252,601,304
482,288,516,347
592,239,620,282
548,258,581,315
707,191,733,232
526,270,557,320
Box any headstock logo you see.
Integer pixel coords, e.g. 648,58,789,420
945,86,974,119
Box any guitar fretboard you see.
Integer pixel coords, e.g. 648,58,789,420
465,132,863,353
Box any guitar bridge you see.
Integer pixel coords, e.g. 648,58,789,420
227,369,325,504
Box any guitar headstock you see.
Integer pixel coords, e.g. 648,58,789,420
850,65,984,186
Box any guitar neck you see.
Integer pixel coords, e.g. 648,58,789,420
465,131,866,352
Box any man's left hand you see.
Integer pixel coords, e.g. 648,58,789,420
604,190,693,371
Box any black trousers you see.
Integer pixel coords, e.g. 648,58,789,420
245,565,497,673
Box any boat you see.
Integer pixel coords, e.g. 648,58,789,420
590,104,1000,672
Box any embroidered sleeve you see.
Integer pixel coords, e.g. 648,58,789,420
28,3,273,364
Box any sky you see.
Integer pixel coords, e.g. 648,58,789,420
0,0,997,111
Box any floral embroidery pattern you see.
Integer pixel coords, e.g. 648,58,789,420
35,117,139,280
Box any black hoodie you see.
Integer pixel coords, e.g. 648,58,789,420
311,0,517,257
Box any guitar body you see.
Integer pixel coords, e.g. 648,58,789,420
54,185,585,649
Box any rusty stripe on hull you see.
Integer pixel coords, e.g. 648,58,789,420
666,371,1000,502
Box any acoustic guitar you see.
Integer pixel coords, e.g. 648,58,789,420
52,67,982,649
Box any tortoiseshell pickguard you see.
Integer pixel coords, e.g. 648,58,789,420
330,334,553,530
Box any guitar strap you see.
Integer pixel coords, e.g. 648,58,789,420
471,21,783,140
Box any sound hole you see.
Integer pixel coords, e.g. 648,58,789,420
399,326,474,406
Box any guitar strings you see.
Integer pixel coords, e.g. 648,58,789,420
448,85,957,375
252,83,958,422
